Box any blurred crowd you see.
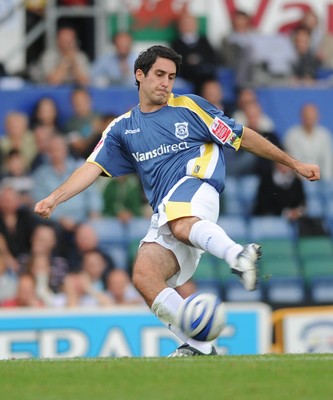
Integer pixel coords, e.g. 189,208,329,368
0,4,333,308
1,4,332,90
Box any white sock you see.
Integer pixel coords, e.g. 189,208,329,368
189,220,243,266
151,287,213,354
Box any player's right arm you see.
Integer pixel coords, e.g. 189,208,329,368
34,162,102,219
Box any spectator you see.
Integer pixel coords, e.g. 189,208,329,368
284,103,333,180
25,223,69,293
253,160,306,220
106,269,144,305
0,273,44,307
53,271,111,307
26,246,108,308
0,112,37,172
30,26,90,86
1,149,34,207
0,185,38,269
198,79,224,111
81,250,108,292
241,101,279,144
291,26,321,85
242,101,281,178
102,175,147,223
30,97,61,131
91,31,137,87
64,87,103,158
66,222,115,274
26,253,56,307
171,13,219,91
30,125,55,172
226,97,278,178
232,88,275,132
299,8,333,70
57,0,95,61
220,9,296,87
32,134,103,230
0,250,18,304
219,10,255,89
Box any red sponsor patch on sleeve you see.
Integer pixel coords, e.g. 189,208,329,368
93,138,103,152
210,117,233,144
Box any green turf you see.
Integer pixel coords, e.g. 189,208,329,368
0,354,332,400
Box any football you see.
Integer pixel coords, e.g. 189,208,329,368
177,293,226,341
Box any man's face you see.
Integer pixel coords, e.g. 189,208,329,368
136,57,177,108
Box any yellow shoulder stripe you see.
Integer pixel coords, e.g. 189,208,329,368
168,94,214,127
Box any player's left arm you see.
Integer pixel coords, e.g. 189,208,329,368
240,127,320,181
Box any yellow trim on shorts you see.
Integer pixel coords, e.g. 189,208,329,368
165,201,192,221
168,94,214,127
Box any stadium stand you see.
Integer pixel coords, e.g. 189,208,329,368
248,216,296,242
265,276,306,305
88,217,129,270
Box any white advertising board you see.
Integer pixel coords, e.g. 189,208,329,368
283,312,333,353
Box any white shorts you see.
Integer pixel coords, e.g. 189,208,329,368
141,176,220,288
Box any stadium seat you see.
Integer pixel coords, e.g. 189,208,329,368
265,276,305,304
302,180,322,199
259,238,296,260
328,217,333,239
237,175,260,217
325,199,333,219
248,216,295,242
316,67,333,80
126,217,151,264
297,236,333,260
193,253,218,281
88,218,129,269
222,177,243,216
302,180,324,217
305,197,325,218
88,217,127,244
193,255,223,299
194,279,222,297
302,258,333,281
224,278,263,302
260,257,301,278
309,276,333,303
127,217,151,240
321,180,333,205
213,258,234,293
217,67,236,103
217,216,248,242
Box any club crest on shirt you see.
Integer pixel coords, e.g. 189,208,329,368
175,122,189,139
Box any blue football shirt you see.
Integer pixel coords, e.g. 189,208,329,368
87,93,244,212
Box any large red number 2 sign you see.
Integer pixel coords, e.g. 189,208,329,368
223,0,333,33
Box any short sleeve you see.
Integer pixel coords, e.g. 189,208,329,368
87,128,136,177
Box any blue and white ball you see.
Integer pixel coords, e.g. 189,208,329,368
177,293,226,341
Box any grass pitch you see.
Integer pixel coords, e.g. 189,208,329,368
0,354,332,400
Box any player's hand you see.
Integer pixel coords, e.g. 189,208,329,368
34,197,56,219
295,162,320,181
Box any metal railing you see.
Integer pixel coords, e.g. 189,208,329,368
1,0,108,69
